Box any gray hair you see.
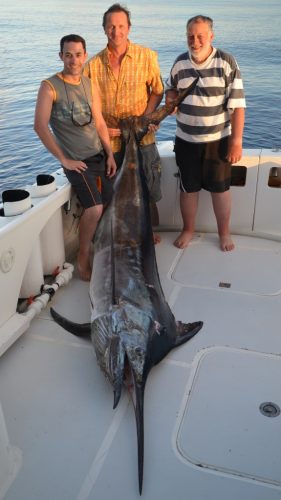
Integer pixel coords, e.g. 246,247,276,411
186,15,213,31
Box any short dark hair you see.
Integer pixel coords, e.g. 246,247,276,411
102,3,131,29
60,34,86,53
186,15,213,31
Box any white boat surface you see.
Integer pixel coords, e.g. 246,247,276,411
0,141,281,500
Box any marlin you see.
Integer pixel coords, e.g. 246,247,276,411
51,77,202,494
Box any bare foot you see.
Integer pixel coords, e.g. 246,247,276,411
173,230,193,249
77,252,92,281
153,232,161,245
220,234,235,251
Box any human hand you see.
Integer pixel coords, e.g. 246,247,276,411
62,159,88,173
108,128,121,138
106,155,117,178
226,139,243,164
148,123,160,133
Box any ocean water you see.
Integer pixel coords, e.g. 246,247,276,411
1,0,281,197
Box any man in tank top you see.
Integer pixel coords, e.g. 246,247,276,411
34,34,116,281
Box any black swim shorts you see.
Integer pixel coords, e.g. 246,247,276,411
174,136,231,193
64,152,114,208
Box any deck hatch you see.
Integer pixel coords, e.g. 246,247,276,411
176,347,281,486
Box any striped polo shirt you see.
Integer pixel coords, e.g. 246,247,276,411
165,48,246,143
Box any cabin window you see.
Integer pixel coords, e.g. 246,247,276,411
268,166,281,188
230,166,247,186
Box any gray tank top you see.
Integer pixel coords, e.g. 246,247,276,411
45,74,102,160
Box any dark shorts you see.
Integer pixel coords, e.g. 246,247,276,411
174,136,231,193
114,143,162,203
64,152,114,208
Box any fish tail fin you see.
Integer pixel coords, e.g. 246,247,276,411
174,320,203,347
134,76,200,143
144,76,200,125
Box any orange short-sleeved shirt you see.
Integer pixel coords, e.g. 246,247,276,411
84,41,164,152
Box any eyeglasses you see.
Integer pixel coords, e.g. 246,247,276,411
62,76,92,127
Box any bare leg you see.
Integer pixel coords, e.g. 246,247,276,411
150,202,161,244
78,204,103,281
174,192,199,249
211,191,234,251
153,232,161,244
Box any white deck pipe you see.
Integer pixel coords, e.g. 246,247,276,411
23,262,74,322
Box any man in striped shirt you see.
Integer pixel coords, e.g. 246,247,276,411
84,3,164,243
166,15,246,251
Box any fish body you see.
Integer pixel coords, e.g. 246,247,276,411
50,77,203,494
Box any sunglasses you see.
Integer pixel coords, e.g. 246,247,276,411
62,76,92,127
70,101,92,127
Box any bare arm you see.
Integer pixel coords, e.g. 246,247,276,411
91,84,116,178
34,82,87,173
227,107,245,164
143,92,164,133
144,91,164,115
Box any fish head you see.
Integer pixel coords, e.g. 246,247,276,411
92,305,153,410
113,304,152,385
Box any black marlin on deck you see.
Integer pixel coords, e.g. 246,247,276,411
50,77,203,495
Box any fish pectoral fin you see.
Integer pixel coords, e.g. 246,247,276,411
113,385,122,410
50,307,91,337
174,320,203,347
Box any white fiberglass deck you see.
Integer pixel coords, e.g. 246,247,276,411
1,232,281,500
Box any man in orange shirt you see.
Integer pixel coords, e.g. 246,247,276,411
84,3,164,242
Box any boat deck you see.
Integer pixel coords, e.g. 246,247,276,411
1,232,281,500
